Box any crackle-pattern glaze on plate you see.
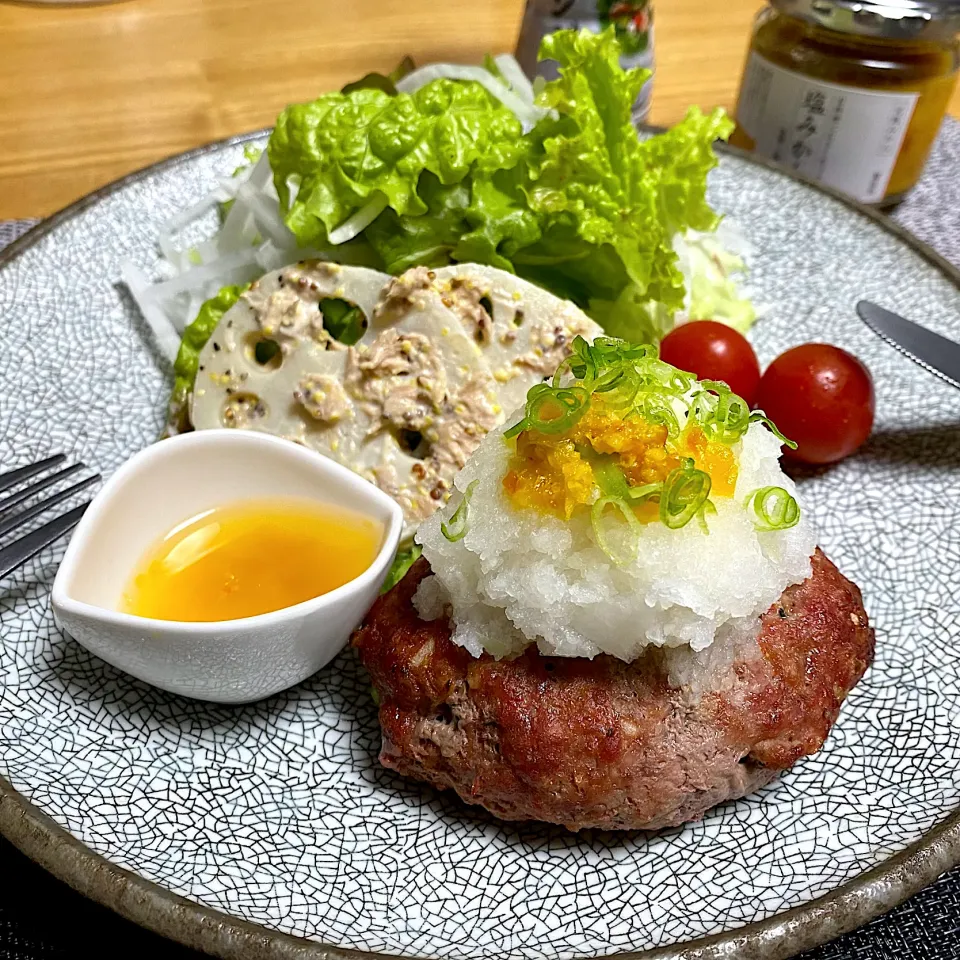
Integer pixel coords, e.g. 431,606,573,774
1,137,960,960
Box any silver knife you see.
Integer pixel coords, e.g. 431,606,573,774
856,300,960,391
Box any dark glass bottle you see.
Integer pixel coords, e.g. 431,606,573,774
515,0,655,121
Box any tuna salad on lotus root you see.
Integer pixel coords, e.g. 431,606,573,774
185,261,601,540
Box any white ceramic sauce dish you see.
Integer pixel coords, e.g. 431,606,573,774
51,430,404,703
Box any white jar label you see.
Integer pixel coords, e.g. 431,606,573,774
736,51,919,203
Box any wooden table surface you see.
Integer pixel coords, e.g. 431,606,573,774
1,0,958,220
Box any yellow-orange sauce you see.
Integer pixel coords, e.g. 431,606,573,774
121,497,382,622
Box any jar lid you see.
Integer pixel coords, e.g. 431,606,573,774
771,0,960,40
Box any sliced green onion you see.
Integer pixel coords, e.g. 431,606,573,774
551,356,574,388
634,358,696,396
507,337,803,542
593,337,656,366
636,392,681,438
593,367,640,414
625,342,659,361
749,412,799,450
715,393,751,443
370,686,381,706
705,390,750,444
591,496,642,566
592,365,634,395
525,383,589,435
503,417,527,439
745,486,801,531
563,336,657,389
565,335,597,382
626,481,662,503
593,460,632,499
660,459,712,530
441,480,479,542
698,379,733,395
692,381,751,445
697,499,717,535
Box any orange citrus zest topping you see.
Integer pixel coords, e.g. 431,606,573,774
503,398,739,519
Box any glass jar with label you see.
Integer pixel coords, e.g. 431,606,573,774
730,0,960,206
516,0,655,121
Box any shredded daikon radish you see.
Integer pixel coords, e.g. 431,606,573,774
328,193,388,245
148,250,264,307
255,240,301,272
285,173,301,207
156,167,249,272
235,182,297,248
158,196,219,271
493,54,536,104
246,150,274,192
120,261,182,363
215,200,260,257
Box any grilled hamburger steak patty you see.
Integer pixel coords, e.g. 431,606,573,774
354,550,873,831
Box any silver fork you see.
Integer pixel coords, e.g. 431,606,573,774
0,455,101,581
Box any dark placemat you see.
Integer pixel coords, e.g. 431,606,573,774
3,120,960,960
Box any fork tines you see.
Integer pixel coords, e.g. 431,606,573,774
0,456,100,581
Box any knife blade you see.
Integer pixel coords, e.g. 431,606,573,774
856,300,960,391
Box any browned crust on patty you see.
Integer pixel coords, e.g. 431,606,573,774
353,549,874,831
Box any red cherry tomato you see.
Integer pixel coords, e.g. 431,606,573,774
754,344,875,465
659,320,761,404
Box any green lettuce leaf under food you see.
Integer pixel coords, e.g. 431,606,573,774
268,79,527,249
514,28,733,322
267,27,737,343
319,296,367,345
589,290,675,345
381,543,423,594
163,284,247,436
678,231,756,332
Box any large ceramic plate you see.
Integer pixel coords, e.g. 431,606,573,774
2,132,960,960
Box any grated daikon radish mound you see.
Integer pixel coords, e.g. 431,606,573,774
414,416,817,678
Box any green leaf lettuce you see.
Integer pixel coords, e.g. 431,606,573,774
267,28,736,342
268,80,527,249
381,543,423,594
163,284,247,436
